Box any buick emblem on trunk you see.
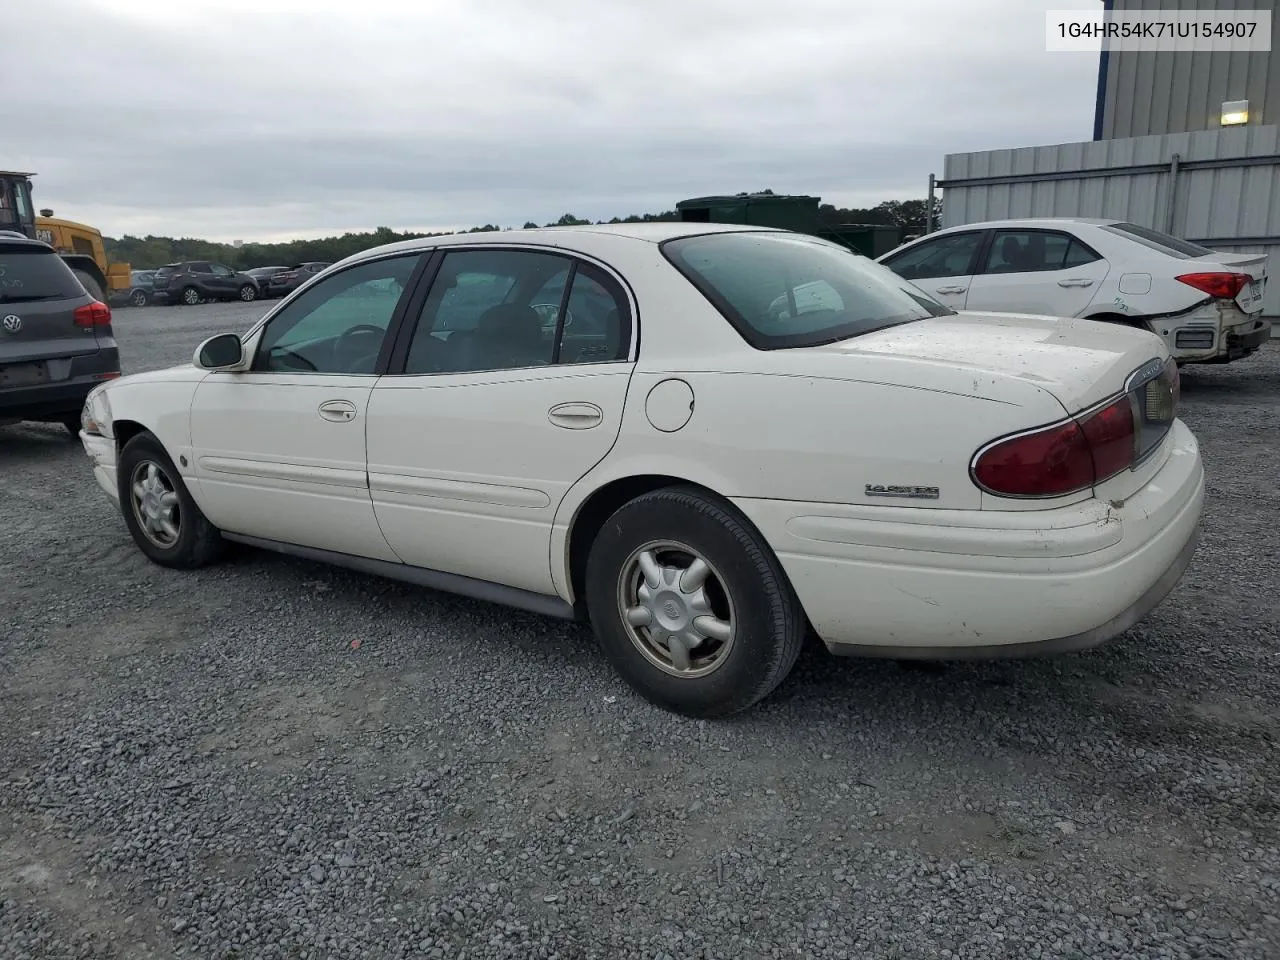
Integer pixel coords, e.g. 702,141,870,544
1,314,21,333
865,483,940,500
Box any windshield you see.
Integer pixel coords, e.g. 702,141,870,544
661,231,954,350
0,246,85,302
1102,222,1216,259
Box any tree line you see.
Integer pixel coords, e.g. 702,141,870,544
104,194,940,270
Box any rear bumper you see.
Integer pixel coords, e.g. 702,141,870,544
1151,301,1269,363
1228,318,1271,354
731,419,1205,656
0,360,120,420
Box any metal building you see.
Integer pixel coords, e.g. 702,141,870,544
1095,0,1279,139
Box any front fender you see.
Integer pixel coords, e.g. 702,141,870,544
98,369,209,501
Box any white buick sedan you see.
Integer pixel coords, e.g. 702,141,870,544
78,223,1205,717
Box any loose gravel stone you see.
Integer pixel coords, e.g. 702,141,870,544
0,303,1277,959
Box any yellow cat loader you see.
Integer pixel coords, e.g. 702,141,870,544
0,171,130,303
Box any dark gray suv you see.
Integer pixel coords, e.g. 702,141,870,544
0,234,121,436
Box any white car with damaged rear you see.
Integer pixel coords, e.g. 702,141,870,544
77,223,1205,717
878,217,1270,366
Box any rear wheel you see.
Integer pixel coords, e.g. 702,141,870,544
1089,312,1148,330
584,486,806,718
238,283,257,302
72,268,106,303
129,288,148,307
181,286,202,306
117,431,225,569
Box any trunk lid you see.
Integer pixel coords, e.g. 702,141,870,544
820,313,1177,505
822,311,1168,415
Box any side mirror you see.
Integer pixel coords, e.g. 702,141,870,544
194,333,244,370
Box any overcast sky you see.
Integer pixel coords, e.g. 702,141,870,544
4,0,1102,243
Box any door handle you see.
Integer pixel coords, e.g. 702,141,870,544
1057,278,1095,287
317,399,357,422
935,285,967,294
548,401,603,429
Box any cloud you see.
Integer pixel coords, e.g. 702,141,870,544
3,0,1102,241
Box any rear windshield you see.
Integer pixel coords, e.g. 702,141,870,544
0,246,85,302
1102,222,1215,259
661,231,954,349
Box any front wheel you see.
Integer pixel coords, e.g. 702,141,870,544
117,431,226,569
238,284,257,302
130,288,148,307
584,486,807,718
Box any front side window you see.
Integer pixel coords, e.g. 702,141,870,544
210,263,234,277
662,231,953,350
881,232,983,280
404,249,570,374
252,254,420,374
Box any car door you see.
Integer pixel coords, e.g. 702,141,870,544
365,247,635,595
878,230,985,310
208,262,238,297
185,262,216,298
963,228,1111,318
188,252,425,559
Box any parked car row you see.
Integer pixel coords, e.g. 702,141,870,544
116,260,333,307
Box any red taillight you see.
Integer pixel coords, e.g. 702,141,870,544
1078,397,1135,480
972,397,1136,498
73,300,111,327
1175,271,1250,299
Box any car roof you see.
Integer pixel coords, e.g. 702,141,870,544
0,234,55,251
341,221,776,264
930,217,1122,233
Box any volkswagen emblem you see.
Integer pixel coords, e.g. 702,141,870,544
1,314,21,334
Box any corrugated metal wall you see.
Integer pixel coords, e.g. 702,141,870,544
940,125,1280,319
1099,0,1280,139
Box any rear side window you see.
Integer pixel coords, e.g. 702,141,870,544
0,247,85,302
662,231,954,350
982,230,1102,273
1102,222,1215,259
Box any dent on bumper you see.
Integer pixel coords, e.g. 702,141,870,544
81,432,119,504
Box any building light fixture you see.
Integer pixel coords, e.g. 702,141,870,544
1221,100,1249,126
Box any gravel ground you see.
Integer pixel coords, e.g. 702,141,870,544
2,302,1278,960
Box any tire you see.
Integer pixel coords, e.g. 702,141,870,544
117,431,225,569
181,286,202,306
72,268,106,303
129,288,148,307
238,284,257,302
61,416,81,438
584,486,806,718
